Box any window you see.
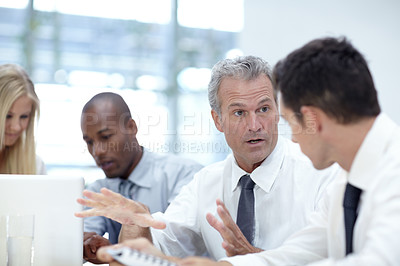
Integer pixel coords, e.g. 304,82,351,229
0,0,243,183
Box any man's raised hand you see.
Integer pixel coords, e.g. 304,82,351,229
75,188,166,229
206,199,263,257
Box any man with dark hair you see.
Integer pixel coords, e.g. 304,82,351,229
274,37,380,125
222,37,399,265
80,92,203,263
96,37,400,266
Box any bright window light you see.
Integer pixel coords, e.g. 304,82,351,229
136,75,168,91
177,67,211,92
33,0,171,24
178,0,243,32
68,70,109,87
225,48,244,59
0,0,28,9
1,0,243,32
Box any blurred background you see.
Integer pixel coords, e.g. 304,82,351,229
1,0,399,184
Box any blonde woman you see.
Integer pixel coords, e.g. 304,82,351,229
0,64,46,174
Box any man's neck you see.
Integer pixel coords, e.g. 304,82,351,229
333,116,377,172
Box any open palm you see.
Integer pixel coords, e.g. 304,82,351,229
75,188,166,229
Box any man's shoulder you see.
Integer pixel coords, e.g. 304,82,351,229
198,157,228,172
366,114,400,181
85,177,121,192
141,150,203,182
191,155,230,181
145,149,203,168
146,150,199,165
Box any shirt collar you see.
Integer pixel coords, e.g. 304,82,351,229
231,136,284,193
348,113,397,191
126,147,152,188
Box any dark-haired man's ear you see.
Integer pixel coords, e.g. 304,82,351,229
300,106,321,135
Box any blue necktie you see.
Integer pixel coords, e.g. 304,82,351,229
236,174,256,244
343,183,362,255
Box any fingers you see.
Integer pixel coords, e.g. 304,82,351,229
149,219,167,229
215,199,237,230
75,190,110,217
216,199,231,215
74,208,104,218
76,197,103,210
132,213,166,229
212,199,252,255
75,189,131,218
221,241,237,257
84,189,116,206
207,199,238,241
206,211,237,251
97,238,165,262
96,243,123,262
75,188,166,229
83,243,97,260
216,206,243,240
206,213,224,232
83,233,111,263
78,189,125,209
83,232,97,241
100,188,128,205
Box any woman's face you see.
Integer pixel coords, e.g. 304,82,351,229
5,95,33,147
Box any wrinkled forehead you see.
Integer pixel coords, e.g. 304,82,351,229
218,75,275,104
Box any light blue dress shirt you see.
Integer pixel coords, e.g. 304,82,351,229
84,148,203,244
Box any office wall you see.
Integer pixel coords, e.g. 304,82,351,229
240,0,400,124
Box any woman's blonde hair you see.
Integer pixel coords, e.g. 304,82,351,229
0,64,40,174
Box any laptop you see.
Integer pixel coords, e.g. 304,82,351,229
0,174,84,266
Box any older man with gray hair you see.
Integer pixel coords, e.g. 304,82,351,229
76,55,340,261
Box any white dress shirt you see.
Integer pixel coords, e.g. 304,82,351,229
151,137,340,260
223,113,400,266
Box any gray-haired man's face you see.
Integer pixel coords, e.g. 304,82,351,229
211,74,279,173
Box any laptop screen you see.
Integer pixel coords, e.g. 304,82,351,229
0,174,84,266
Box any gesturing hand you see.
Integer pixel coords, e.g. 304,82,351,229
206,199,263,257
75,188,166,229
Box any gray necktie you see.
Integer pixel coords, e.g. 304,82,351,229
343,182,362,255
236,174,256,244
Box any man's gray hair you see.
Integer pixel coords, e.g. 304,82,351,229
208,55,273,115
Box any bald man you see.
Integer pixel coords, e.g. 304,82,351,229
80,92,203,263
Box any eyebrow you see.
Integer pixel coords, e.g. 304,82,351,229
82,127,111,141
7,111,32,115
97,127,111,134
